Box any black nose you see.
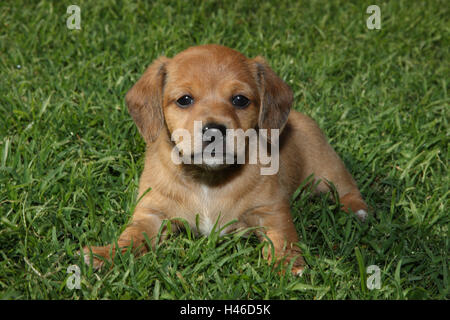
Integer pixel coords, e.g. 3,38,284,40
202,123,227,140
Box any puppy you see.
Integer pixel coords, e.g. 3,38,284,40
83,44,368,275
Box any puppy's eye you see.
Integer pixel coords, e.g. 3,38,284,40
176,95,194,108
231,95,250,108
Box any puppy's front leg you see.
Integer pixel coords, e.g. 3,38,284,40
244,203,305,276
82,208,167,269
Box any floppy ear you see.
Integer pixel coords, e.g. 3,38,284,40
252,56,293,141
125,57,170,143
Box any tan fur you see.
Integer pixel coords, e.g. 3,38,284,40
83,45,368,274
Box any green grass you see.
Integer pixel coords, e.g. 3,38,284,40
0,0,448,299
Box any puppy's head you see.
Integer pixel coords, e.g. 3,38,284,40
126,44,293,170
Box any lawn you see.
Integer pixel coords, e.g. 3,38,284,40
0,0,448,299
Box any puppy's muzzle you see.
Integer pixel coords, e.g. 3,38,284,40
202,122,227,152
192,122,236,168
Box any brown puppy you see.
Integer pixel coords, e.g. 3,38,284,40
82,44,368,275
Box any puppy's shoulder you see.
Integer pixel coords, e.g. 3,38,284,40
282,110,326,150
287,109,320,130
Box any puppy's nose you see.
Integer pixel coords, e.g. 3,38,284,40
202,123,227,140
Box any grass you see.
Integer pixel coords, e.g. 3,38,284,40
0,0,448,299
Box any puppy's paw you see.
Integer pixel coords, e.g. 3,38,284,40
355,209,368,221
339,192,369,221
288,250,306,277
79,246,110,270
292,265,305,277
264,246,306,276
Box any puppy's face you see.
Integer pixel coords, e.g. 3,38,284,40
163,46,260,168
126,45,293,170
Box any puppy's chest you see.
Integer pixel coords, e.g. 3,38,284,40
182,185,239,236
